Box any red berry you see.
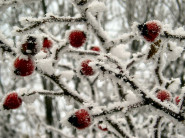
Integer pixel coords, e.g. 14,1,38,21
175,96,181,105
14,56,35,76
21,36,38,55
68,109,91,129
43,37,52,49
156,90,170,102
69,30,86,48
90,46,100,52
81,59,94,76
3,92,22,110
98,124,108,131
138,21,160,42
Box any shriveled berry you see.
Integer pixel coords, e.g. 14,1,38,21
90,46,100,52
21,36,38,55
69,30,86,48
14,57,35,76
156,90,170,102
138,21,161,42
175,96,181,105
81,59,94,76
3,92,22,110
68,109,91,129
43,37,52,49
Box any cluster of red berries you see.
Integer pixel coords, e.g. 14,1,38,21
68,109,91,129
138,21,161,42
3,92,22,110
13,36,53,77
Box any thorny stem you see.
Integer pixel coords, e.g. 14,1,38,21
96,63,185,122
40,72,87,104
21,90,64,97
54,42,68,60
0,41,16,56
106,118,131,138
92,101,144,118
126,54,145,69
117,84,135,136
16,16,86,33
161,31,185,41
154,56,163,85
106,34,135,52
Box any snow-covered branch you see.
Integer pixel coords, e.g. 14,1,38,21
16,15,86,33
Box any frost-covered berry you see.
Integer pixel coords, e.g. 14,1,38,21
156,90,170,102
43,37,52,49
68,109,91,129
175,96,181,105
68,30,86,48
21,36,38,55
98,123,108,131
14,56,35,76
3,92,22,110
138,21,161,42
90,46,100,52
81,59,94,76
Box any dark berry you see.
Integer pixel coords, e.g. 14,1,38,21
3,92,22,110
68,109,91,129
21,36,38,55
43,37,52,49
69,30,86,48
14,56,35,76
81,59,94,76
90,46,100,52
156,90,170,102
138,21,160,42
